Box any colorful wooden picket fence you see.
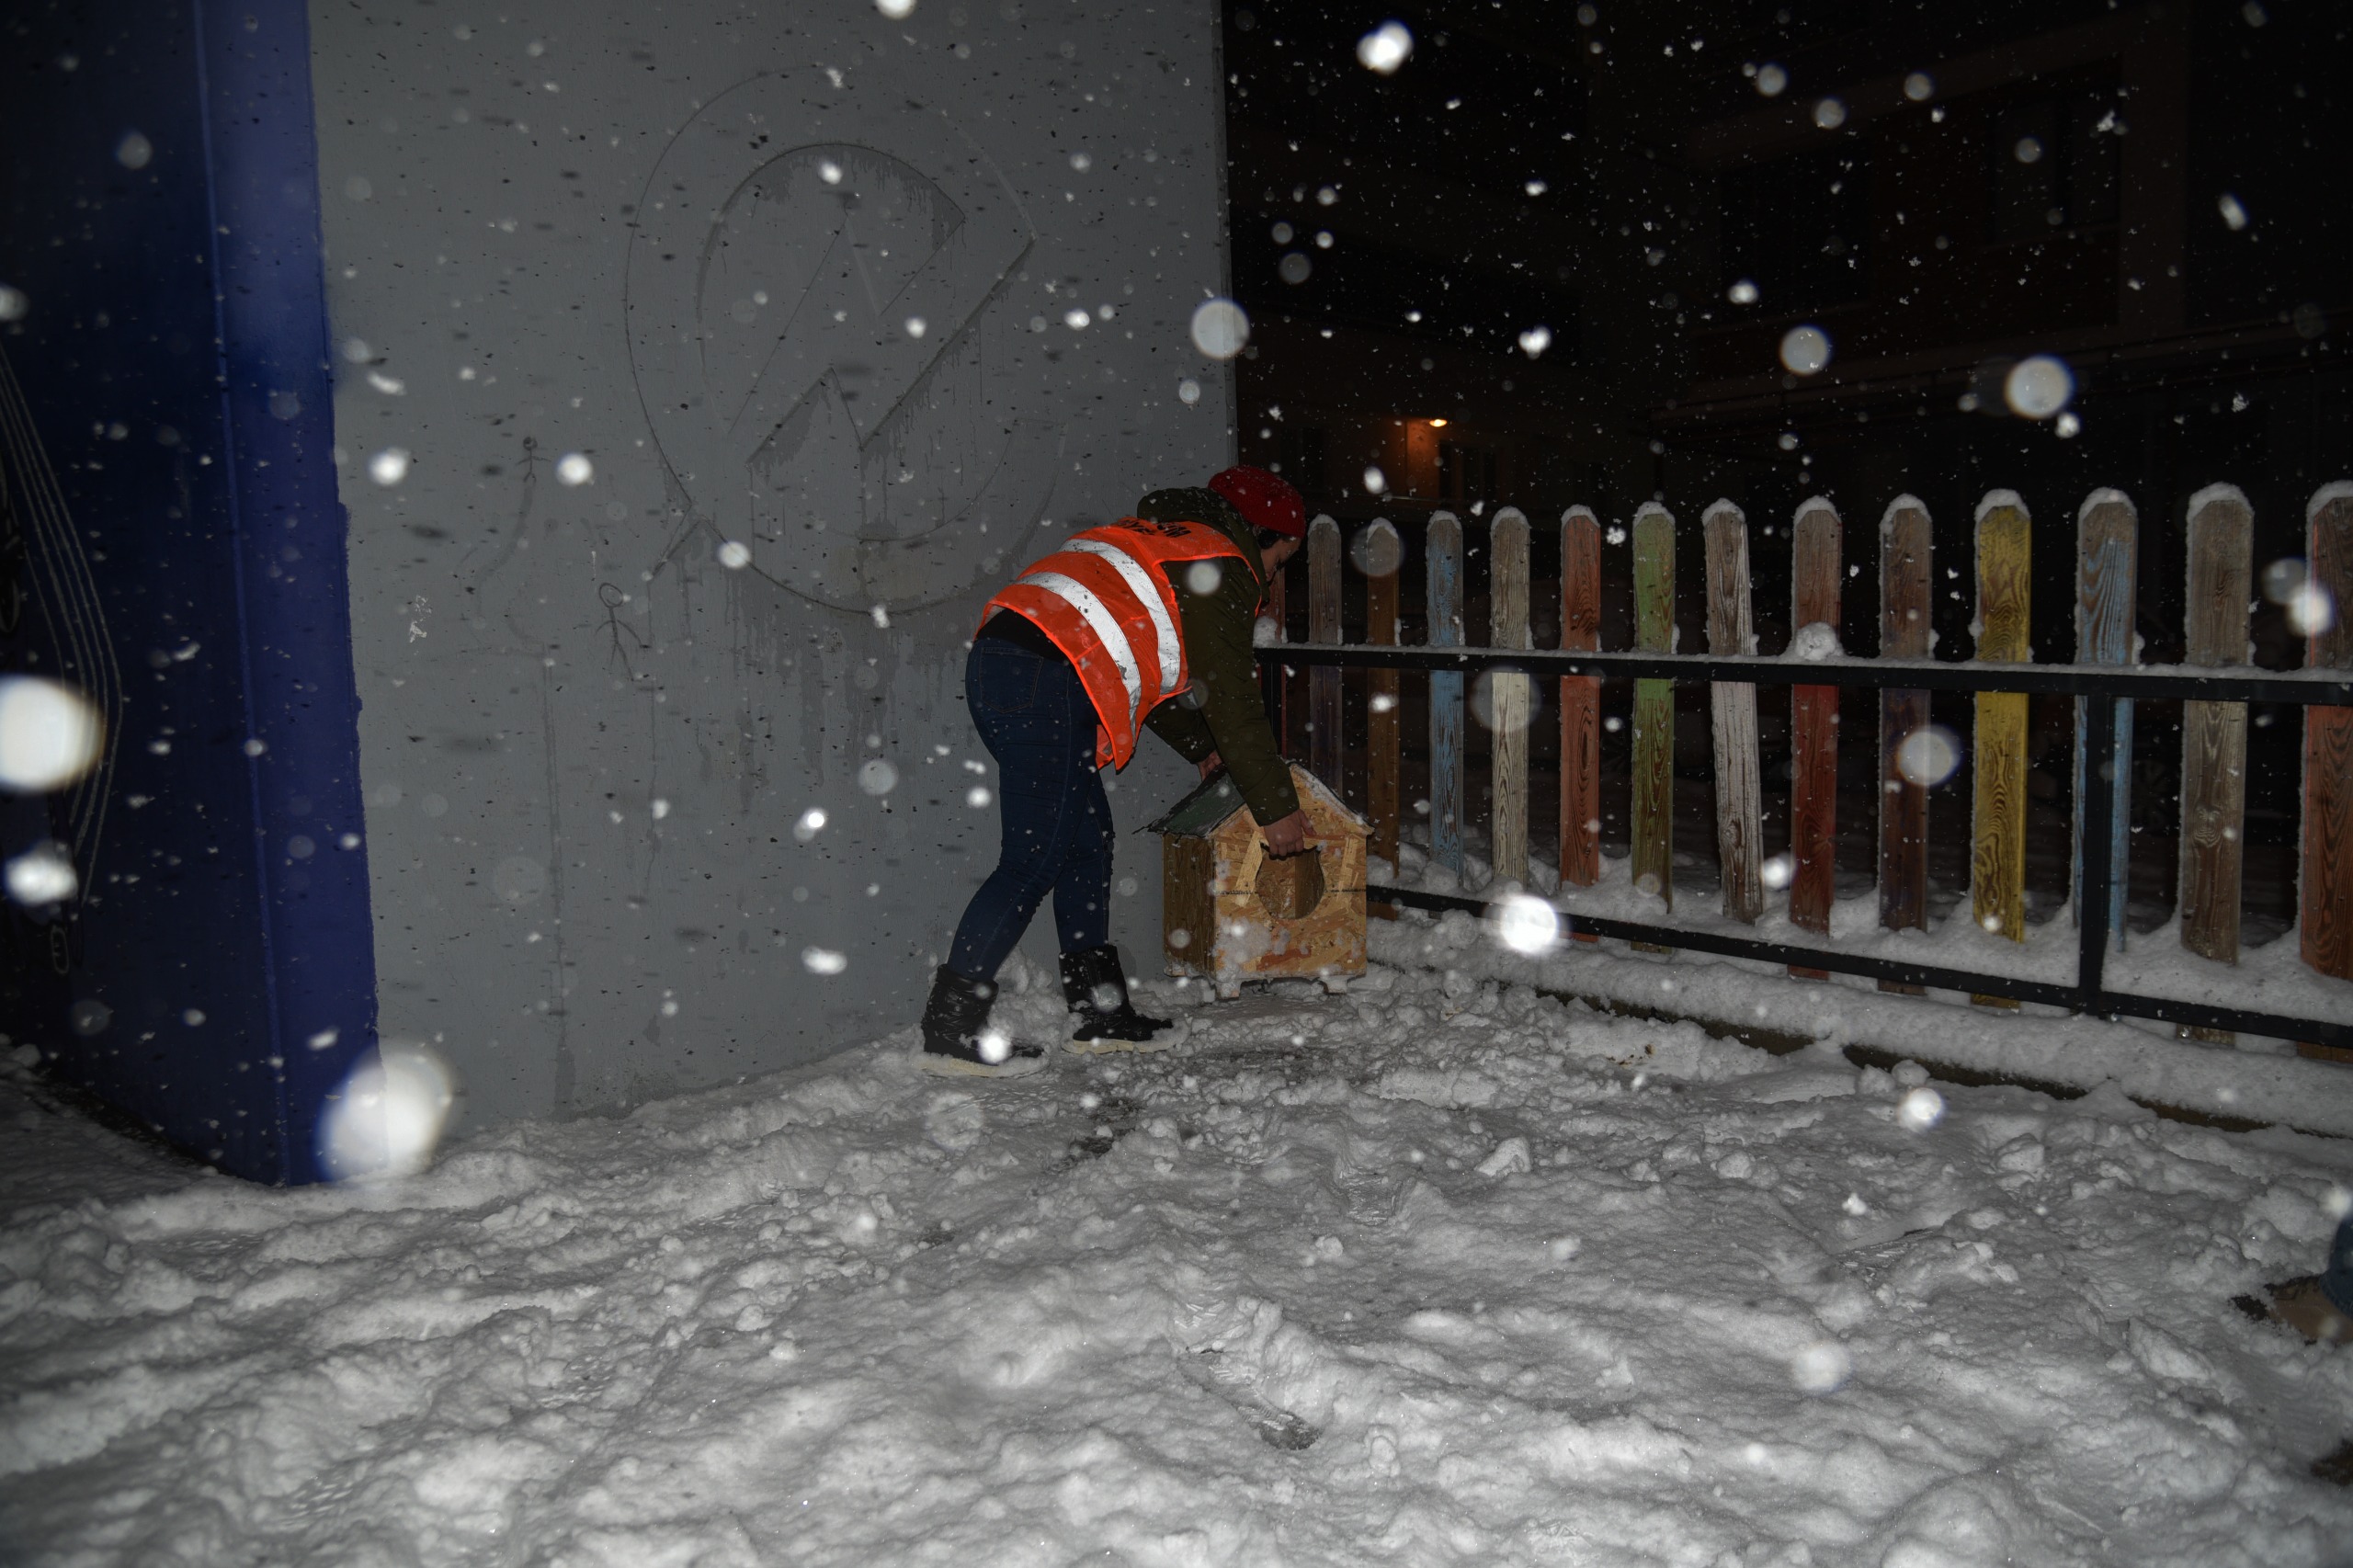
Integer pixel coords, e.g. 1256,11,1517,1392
1274,483,2353,1049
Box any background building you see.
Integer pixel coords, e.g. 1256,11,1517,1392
1227,0,2351,936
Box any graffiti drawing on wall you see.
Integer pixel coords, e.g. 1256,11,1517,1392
626,75,1053,617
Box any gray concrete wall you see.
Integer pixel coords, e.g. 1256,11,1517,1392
309,0,1233,1134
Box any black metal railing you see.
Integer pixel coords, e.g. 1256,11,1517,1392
1275,641,2353,1051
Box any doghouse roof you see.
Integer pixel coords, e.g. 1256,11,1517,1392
1144,764,1368,839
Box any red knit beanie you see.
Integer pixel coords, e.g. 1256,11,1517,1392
1206,465,1307,539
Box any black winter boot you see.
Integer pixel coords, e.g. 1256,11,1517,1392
918,966,1045,1077
1060,945,1175,1052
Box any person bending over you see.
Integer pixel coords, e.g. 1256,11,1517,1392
918,466,1315,1076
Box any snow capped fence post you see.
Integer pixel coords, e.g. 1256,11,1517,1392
1788,498,1842,976
1362,519,1403,916
1559,506,1603,902
1427,510,1466,878
1972,491,2033,1003
2303,483,2353,1040
2073,490,2137,955
1705,501,1764,924
2178,484,2252,1043
1307,514,1343,793
1488,506,1532,888
1631,504,1676,917
1878,496,1933,993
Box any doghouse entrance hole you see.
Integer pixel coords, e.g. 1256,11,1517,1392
1254,849,1326,920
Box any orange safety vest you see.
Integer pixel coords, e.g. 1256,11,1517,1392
981,517,1250,768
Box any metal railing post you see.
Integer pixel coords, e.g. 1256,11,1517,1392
2075,690,2117,1012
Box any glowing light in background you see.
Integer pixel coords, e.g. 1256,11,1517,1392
858,758,899,796
1517,324,1553,358
1189,299,1250,360
2217,192,2249,232
802,948,847,975
793,806,828,842
1790,1341,1850,1394
369,448,410,485
6,843,77,905
1899,1086,1947,1131
1495,894,1561,955
1176,378,1202,405
717,540,752,569
318,1042,456,1182
1350,522,1404,578
1760,853,1794,891
1904,72,1935,100
1754,63,1788,97
876,0,915,20
2267,557,2336,636
1893,725,1962,788
1727,278,1759,305
2290,585,2336,637
1779,325,1832,376
1357,21,1413,74
1470,668,1537,733
2003,355,2074,419
0,676,103,793
1363,465,1388,495
555,452,594,485
1813,97,1847,131
2262,558,2307,603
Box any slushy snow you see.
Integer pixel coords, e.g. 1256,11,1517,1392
4,956,2351,1564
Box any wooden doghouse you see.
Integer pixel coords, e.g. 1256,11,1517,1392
1148,763,1369,995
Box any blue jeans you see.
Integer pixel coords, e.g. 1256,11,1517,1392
2327,1214,2353,1313
947,632,1114,981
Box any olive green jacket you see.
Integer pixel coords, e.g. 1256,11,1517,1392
1133,486,1302,824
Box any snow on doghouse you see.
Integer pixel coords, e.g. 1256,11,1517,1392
1148,763,1368,996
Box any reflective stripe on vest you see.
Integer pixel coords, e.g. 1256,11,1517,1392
1011,567,1143,730
1063,538,1182,698
981,517,1249,768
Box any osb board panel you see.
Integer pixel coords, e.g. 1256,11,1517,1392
1163,835,1219,976
1214,828,1366,899
1212,886,1368,979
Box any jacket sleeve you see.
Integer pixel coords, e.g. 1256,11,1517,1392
1178,567,1302,825
1142,698,1216,763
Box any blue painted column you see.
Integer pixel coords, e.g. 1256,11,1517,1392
1,0,374,1182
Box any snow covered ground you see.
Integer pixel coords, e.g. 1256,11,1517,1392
1380,845,2353,1139
6,952,2353,1566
